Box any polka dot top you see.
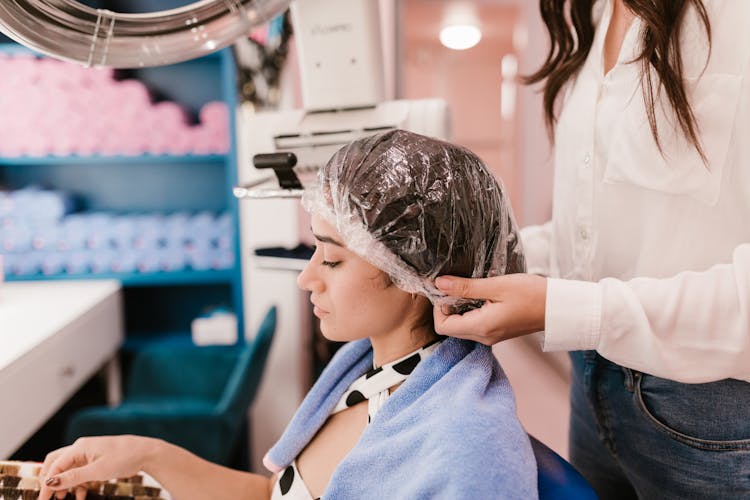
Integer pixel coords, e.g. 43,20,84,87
270,339,443,500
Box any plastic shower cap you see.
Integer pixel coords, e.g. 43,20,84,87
302,129,525,311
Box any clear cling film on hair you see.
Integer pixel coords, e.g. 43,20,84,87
302,129,525,313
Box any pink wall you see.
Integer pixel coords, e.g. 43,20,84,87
399,0,522,215
398,0,554,228
398,0,570,458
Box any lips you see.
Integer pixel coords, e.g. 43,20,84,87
310,299,330,316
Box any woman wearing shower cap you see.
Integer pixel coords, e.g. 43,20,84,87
38,130,538,500
434,0,750,498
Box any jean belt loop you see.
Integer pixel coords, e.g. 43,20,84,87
622,366,635,392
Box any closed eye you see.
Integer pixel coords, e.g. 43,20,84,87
322,260,341,268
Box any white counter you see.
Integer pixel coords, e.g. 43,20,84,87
0,280,123,458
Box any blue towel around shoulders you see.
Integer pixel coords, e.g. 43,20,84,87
265,337,538,499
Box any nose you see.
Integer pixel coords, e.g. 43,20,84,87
297,247,323,293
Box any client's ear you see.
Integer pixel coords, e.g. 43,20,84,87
379,271,395,288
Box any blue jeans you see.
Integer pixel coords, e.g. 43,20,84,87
569,350,750,499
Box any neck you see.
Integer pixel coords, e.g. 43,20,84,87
370,326,438,367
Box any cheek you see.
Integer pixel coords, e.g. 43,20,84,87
322,274,388,337
328,275,412,336
330,273,375,317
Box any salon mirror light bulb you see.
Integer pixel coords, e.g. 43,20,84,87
439,24,482,50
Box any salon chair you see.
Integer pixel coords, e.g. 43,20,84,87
530,435,598,499
65,306,277,467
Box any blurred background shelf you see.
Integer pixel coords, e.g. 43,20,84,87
0,154,228,165
0,42,244,343
4,269,235,287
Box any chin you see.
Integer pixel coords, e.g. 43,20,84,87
319,326,347,342
319,322,366,343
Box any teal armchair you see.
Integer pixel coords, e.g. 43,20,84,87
65,306,277,466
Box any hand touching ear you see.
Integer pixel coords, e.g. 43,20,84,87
433,274,547,346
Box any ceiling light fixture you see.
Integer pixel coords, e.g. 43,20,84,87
439,24,482,50
439,3,481,51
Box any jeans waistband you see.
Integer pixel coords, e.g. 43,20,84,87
583,349,750,390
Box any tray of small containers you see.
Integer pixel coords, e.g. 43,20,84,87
0,461,170,500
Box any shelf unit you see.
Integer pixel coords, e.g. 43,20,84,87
0,42,244,345
5,269,236,287
0,154,228,165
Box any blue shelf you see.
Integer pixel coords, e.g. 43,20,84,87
5,269,236,287
0,38,245,341
0,154,227,166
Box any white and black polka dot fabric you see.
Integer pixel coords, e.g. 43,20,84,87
270,339,443,500
333,338,442,423
274,461,320,500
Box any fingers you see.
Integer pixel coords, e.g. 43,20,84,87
39,444,95,500
434,274,548,345
38,447,70,500
435,275,503,301
433,304,500,345
48,462,100,491
38,478,62,500
75,485,87,500
40,446,68,485
42,487,85,500
38,483,55,499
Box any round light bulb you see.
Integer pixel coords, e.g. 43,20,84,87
439,24,482,50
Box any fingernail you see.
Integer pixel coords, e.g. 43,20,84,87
435,277,454,290
45,476,60,487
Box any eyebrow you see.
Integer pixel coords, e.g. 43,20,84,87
312,231,345,247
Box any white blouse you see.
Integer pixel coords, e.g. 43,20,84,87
521,0,750,383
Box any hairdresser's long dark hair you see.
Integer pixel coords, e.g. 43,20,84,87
526,0,711,161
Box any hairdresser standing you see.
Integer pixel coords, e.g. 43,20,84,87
434,0,750,498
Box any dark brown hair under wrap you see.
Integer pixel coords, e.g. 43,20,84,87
303,129,525,310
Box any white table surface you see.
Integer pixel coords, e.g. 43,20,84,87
0,280,123,458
